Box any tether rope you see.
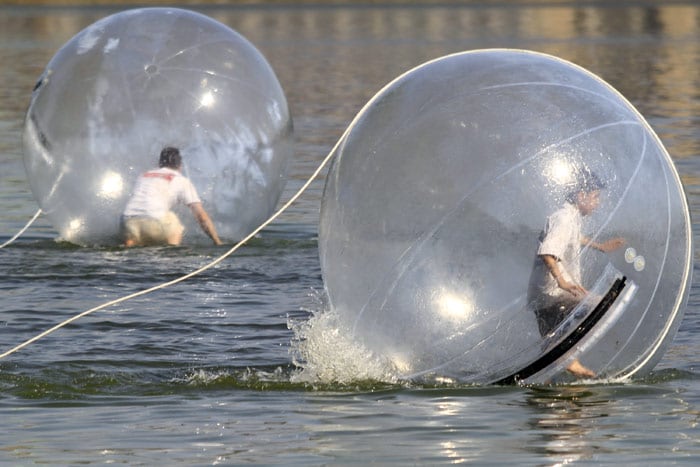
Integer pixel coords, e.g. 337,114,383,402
0,208,43,249
0,129,346,360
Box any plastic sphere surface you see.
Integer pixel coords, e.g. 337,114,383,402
319,49,693,384
23,7,292,245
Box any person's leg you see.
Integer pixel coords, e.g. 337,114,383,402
123,218,142,247
161,212,184,246
567,359,596,378
138,218,168,246
535,297,596,379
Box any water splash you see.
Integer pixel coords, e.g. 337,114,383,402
289,290,400,385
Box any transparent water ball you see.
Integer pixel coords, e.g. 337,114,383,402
23,7,292,245
319,49,693,384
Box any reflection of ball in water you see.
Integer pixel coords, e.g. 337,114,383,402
23,7,292,245
319,50,692,384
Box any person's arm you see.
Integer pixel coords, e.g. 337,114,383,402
541,254,586,298
189,202,222,245
582,236,625,252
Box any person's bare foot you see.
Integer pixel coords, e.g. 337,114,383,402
567,359,596,378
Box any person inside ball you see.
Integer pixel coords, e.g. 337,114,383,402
528,168,625,378
122,146,222,247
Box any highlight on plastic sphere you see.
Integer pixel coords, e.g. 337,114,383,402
319,49,693,384
23,7,293,245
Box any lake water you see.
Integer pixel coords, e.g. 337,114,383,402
2,1,700,465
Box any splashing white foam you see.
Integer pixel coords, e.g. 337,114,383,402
289,290,400,384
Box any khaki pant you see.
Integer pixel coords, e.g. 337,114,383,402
123,212,184,246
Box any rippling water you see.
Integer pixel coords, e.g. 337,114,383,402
2,1,700,464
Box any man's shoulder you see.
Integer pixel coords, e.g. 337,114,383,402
543,204,578,234
145,167,186,180
550,203,577,220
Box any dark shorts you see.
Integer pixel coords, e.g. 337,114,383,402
533,296,579,337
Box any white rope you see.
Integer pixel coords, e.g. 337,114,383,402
0,133,346,360
0,208,43,249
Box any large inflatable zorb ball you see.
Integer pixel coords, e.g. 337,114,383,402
23,7,292,245
319,49,693,384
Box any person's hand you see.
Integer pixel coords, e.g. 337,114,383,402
598,237,625,252
558,278,587,298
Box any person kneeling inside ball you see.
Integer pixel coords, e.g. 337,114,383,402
122,146,222,247
528,168,624,378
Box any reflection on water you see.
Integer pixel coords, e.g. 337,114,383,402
526,387,607,464
525,383,700,465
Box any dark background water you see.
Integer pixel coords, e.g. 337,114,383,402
2,1,700,464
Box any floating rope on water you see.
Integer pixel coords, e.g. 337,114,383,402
0,128,347,360
0,208,42,249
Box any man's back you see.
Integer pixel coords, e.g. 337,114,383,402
123,167,200,219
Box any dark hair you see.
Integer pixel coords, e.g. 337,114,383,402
159,146,182,169
566,168,605,202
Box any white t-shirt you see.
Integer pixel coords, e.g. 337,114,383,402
123,167,201,219
533,202,583,298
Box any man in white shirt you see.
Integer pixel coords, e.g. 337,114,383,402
529,169,624,378
122,147,222,247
